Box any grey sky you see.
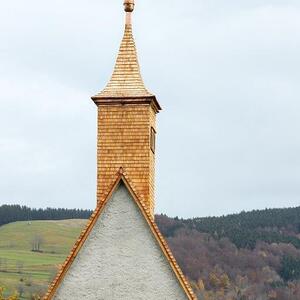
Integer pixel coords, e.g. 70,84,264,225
0,0,299,217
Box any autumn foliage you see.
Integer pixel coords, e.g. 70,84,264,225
0,288,18,300
156,207,300,300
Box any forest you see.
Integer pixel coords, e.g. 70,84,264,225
0,205,92,227
156,207,300,299
0,205,300,299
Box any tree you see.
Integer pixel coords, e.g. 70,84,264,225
197,279,205,291
0,259,8,273
0,287,19,300
16,285,24,299
31,235,44,252
209,273,220,289
219,273,230,290
280,256,300,281
0,204,92,227
16,261,23,274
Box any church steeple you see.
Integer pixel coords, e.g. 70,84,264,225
92,0,161,218
92,0,161,111
43,2,197,299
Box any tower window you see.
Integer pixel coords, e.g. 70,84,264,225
150,127,156,153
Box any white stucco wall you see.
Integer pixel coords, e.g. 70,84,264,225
53,183,189,300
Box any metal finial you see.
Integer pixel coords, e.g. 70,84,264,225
124,0,135,13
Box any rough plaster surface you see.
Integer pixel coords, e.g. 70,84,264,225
53,183,189,300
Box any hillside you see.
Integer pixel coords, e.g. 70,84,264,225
0,206,300,299
0,220,86,299
156,207,300,300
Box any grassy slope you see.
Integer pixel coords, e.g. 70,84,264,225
0,220,87,299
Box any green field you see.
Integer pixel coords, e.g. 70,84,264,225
0,220,87,299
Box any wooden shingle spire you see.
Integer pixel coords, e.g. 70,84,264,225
92,0,161,215
92,0,160,111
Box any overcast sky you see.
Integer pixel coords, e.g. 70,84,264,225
0,0,299,218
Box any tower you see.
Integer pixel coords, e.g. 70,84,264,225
92,0,161,217
44,2,197,299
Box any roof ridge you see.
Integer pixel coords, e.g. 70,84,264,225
43,168,197,300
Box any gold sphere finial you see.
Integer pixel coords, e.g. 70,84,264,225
124,0,135,13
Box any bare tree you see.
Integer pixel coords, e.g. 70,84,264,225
0,258,8,272
17,284,25,298
25,275,33,287
31,235,44,252
16,260,24,274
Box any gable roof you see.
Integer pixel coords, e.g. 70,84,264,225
43,168,197,300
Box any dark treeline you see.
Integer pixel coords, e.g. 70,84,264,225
2,204,300,250
157,206,300,250
0,204,93,227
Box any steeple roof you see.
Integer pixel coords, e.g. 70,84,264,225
92,1,161,111
93,24,153,99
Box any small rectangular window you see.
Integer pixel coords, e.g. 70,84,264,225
150,127,156,154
